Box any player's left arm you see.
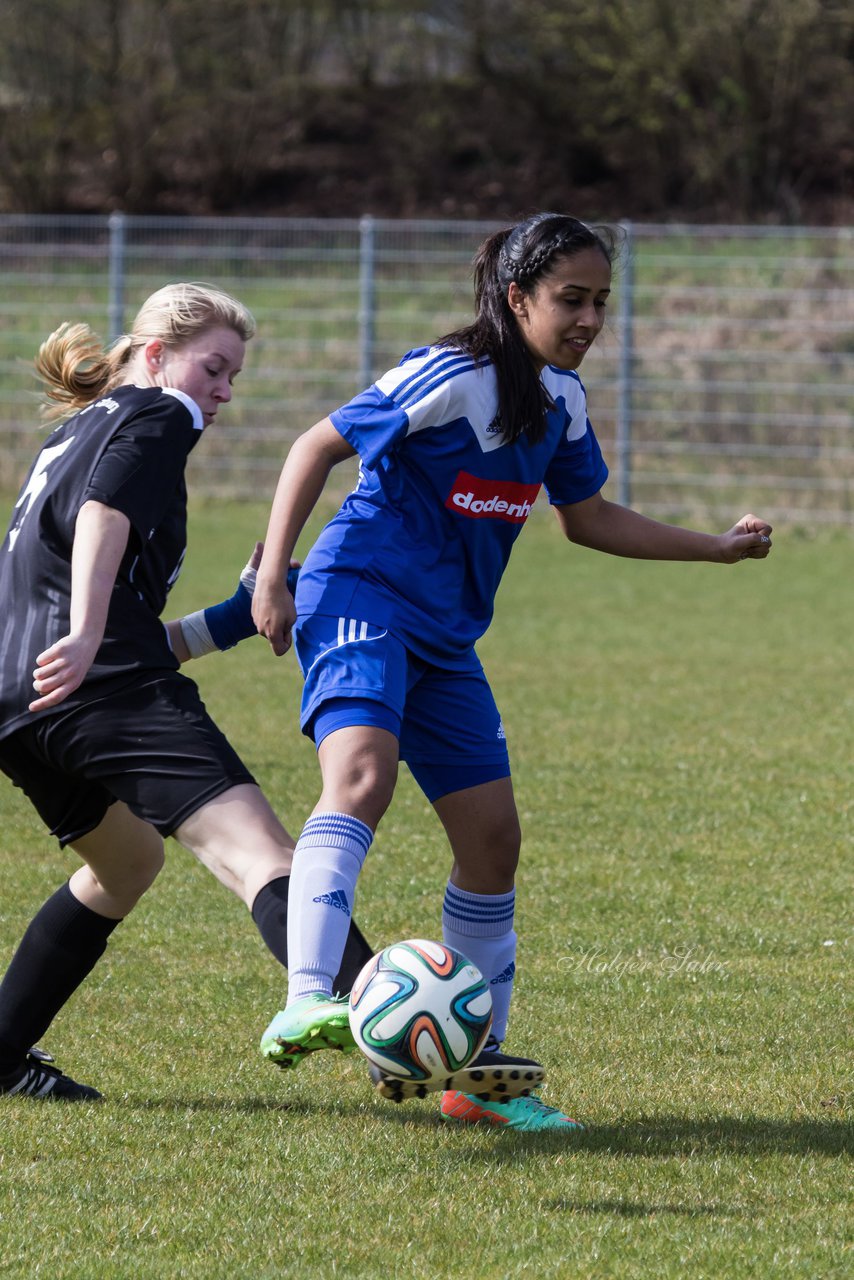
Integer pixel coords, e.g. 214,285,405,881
29,500,131,712
554,492,773,563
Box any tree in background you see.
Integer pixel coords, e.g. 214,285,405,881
0,0,851,220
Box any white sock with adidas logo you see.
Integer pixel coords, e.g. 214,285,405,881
441,882,517,1045
286,812,373,1004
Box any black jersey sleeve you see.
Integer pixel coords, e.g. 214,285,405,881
82,395,201,539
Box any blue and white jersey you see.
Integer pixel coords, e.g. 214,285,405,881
296,346,608,665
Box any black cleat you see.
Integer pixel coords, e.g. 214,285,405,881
368,1046,545,1104
0,1049,102,1102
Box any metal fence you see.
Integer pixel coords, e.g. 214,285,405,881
1,214,852,524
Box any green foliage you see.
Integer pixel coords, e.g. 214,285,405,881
0,504,850,1277
0,0,850,219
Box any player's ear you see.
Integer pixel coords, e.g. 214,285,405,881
507,282,528,320
143,339,164,372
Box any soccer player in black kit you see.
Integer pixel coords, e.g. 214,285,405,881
0,282,370,1101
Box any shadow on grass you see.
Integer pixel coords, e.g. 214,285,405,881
125,1094,360,1117
543,1199,734,1218
579,1116,851,1159
439,1115,853,1160
122,1096,851,1160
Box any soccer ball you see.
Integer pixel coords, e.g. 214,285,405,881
348,939,493,1083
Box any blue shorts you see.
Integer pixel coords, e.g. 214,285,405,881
294,614,510,803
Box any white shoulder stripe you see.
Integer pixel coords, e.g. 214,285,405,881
161,387,204,432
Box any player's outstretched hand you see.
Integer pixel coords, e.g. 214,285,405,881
719,513,773,564
29,632,100,712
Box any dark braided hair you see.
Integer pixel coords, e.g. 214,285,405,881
438,212,617,445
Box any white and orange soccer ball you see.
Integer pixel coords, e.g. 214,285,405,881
348,939,493,1084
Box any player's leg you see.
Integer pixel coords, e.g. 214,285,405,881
435,784,582,1129
174,781,291,905
365,773,545,1104
376,664,581,1128
62,669,376,989
260,615,407,1069
260,719,398,1067
404,661,523,1057
0,724,156,1100
0,798,158,1102
434,777,581,1128
434,774,521,1045
174,782,374,993
69,798,165,915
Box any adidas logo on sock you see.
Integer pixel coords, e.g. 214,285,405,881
312,889,351,916
491,962,516,984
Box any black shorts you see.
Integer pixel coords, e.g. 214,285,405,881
0,672,256,846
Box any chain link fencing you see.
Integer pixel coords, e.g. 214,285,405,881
1,214,851,524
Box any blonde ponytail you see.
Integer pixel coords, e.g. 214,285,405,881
34,324,132,423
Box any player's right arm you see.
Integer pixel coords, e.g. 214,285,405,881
252,417,356,656
29,500,130,712
164,544,301,664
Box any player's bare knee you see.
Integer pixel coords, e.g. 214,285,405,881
451,817,520,891
104,843,165,900
485,811,521,877
321,760,396,826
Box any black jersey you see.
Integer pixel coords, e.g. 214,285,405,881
0,384,205,739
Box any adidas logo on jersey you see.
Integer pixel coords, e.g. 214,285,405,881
491,962,516,985
446,471,541,524
312,889,351,916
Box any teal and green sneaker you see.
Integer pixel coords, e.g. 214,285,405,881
440,1089,584,1133
260,993,356,1069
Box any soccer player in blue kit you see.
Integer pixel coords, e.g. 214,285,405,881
251,212,773,1132
0,283,371,1102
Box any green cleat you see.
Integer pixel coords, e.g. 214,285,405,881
440,1089,584,1132
260,993,356,1069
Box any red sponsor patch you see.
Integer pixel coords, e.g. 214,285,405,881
445,471,541,523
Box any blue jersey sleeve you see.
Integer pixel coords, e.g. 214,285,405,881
543,416,608,505
541,373,609,505
330,347,484,470
330,385,410,469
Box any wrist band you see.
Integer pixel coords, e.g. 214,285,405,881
179,564,300,659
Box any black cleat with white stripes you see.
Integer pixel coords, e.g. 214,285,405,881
0,1048,102,1102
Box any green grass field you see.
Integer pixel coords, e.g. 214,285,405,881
0,503,850,1279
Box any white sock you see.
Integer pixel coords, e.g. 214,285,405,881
286,812,373,1004
442,882,516,1045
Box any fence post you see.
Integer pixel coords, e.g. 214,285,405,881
615,220,634,507
358,214,376,389
107,211,126,342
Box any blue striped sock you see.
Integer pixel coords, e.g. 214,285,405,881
286,812,373,1003
442,882,516,1045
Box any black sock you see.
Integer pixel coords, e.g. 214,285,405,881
335,917,375,996
0,881,121,1078
250,875,375,995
